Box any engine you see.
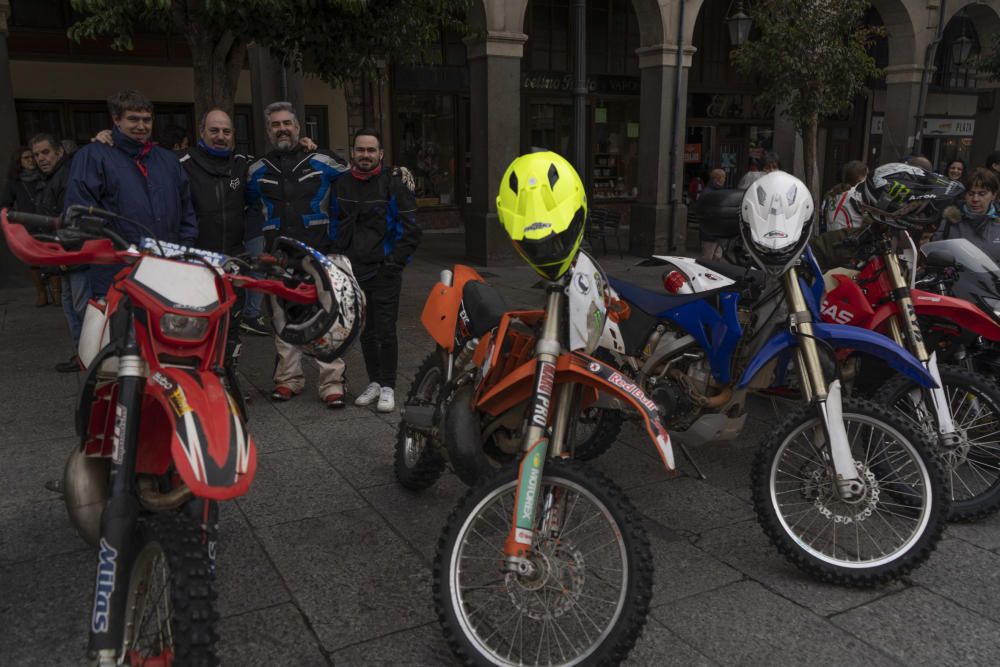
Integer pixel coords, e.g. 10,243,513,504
646,349,714,427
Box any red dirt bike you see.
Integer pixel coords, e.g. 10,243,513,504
394,263,623,489
821,224,1000,520
2,205,328,666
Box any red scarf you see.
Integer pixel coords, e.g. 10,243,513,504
351,163,382,181
135,141,154,179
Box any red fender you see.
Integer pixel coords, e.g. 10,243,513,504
143,368,257,500
910,289,1000,341
821,274,875,327
476,352,676,472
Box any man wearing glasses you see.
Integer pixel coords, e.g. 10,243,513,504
63,88,198,297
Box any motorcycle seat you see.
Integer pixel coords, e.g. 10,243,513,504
462,280,509,337
608,276,705,317
696,258,764,286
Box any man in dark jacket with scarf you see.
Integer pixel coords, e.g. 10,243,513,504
245,101,351,407
64,89,197,297
31,133,90,372
332,128,421,413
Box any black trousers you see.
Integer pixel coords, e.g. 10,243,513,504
359,266,403,389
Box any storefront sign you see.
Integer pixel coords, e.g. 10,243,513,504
522,72,640,95
683,144,702,163
923,118,975,136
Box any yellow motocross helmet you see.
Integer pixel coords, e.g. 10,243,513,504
496,151,587,280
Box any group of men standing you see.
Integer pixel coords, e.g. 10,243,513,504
26,88,420,413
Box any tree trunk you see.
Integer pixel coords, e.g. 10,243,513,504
802,112,820,217
185,25,245,128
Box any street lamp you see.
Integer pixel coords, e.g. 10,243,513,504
726,0,753,47
952,18,974,67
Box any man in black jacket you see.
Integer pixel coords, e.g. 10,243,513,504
246,101,351,407
31,133,90,372
332,128,421,413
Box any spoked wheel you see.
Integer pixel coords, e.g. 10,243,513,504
394,352,447,490
881,365,1000,521
751,396,948,586
120,513,218,666
434,458,652,666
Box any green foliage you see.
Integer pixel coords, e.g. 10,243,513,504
68,0,471,84
731,0,883,135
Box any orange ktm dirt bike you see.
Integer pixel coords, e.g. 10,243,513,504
429,251,676,665
2,205,341,666
394,262,624,489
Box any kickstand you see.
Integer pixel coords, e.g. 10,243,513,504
679,441,707,480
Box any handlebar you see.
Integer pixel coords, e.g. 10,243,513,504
5,210,61,233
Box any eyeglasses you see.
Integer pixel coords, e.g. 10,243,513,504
967,190,994,198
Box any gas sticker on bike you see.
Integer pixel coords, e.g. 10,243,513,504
91,538,118,633
530,360,556,428
512,438,549,547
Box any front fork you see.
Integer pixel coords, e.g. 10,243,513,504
89,322,146,664
882,252,957,438
784,268,864,499
503,285,566,574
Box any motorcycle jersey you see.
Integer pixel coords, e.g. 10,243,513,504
245,147,349,252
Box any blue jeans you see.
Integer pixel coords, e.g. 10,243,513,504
243,236,264,319
62,270,92,347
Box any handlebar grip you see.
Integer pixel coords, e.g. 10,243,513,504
6,210,61,232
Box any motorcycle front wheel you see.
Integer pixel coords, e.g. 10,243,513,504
119,512,219,666
434,458,652,666
751,396,948,586
880,365,1000,521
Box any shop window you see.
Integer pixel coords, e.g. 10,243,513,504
396,94,457,206
233,105,254,157
592,100,639,200
304,105,329,150
934,16,980,91
528,103,573,158
525,0,636,74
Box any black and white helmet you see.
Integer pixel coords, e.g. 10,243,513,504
269,238,365,362
739,171,815,271
858,162,964,229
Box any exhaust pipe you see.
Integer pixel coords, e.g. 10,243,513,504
63,447,110,548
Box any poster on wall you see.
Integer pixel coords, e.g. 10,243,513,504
683,144,702,163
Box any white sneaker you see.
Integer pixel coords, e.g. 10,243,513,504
355,382,381,407
377,387,395,413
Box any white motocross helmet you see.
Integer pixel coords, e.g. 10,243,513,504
269,238,366,362
739,171,814,272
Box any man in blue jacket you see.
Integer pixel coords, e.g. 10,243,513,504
64,89,198,296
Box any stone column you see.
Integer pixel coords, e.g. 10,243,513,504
464,32,526,264
248,45,305,155
629,43,694,255
0,0,26,288
880,64,925,163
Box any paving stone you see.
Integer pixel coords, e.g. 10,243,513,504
0,550,93,665
0,436,76,512
695,518,901,616
331,622,456,667
218,603,328,667
945,514,1000,552
361,473,468,563
624,618,717,666
307,416,401,490
588,435,674,489
242,407,319,454
648,532,743,607
256,508,433,652
910,537,1000,619
236,447,366,528
653,580,896,667
214,505,291,618
636,476,755,535
831,586,1000,666
0,496,89,565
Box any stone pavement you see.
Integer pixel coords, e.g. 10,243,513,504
3,231,1000,666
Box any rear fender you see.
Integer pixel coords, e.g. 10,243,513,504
737,322,936,389
143,368,256,500
910,289,1000,340
476,352,676,471
420,265,486,351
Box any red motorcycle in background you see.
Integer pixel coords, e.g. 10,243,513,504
2,205,337,666
821,224,1000,520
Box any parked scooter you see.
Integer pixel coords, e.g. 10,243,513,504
819,165,1000,520
598,173,949,585
2,205,362,666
